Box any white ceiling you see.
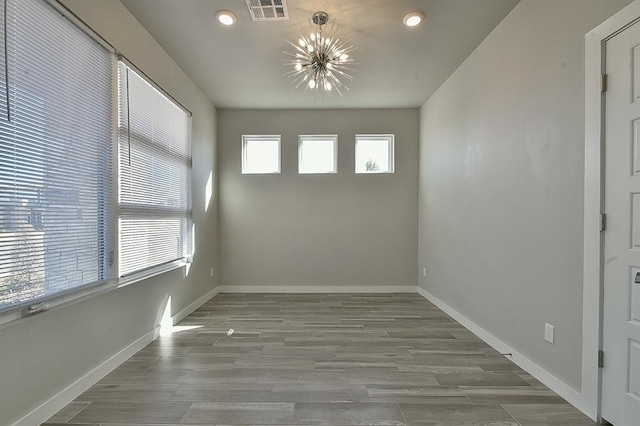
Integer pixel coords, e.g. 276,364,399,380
120,0,520,109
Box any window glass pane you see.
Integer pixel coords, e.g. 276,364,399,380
355,134,394,173
242,136,280,174
299,135,337,174
119,217,188,275
0,0,112,311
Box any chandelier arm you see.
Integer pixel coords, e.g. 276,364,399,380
326,72,343,88
285,70,309,80
335,44,357,55
286,64,314,74
301,80,311,98
295,67,313,79
285,42,310,56
285,65,312,72
324,70,344,94
332,63,357,72
291,70,313,88
328,67,355,80
283,63,312,70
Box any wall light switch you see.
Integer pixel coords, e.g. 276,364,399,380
210,267,214,277
544,322,554,344
422,267,427,277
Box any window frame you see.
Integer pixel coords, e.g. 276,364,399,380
355,134,395,174
298,134,338,174
241,135,282,174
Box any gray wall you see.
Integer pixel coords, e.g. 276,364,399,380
0,1,218,424
219,109,418,288
418,0,632,390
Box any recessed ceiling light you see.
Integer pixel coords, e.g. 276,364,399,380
216,10,236,26
403,11,424,27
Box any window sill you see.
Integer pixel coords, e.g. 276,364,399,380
0,260,188,330
118,259,188,288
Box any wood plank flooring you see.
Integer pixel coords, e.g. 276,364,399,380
43,293,596,425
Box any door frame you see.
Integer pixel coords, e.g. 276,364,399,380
585,1,640,421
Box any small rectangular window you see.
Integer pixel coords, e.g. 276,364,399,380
355,134,395,174
298,135,338,174
242,135,281,174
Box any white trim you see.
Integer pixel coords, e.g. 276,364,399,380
172,286,220,325
355,134,395,174
584,1,640,421
417,287,587,416
217,285,417,293
10,329,155,426
241,135,281,174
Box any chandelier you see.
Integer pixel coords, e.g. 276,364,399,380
283,11,356,97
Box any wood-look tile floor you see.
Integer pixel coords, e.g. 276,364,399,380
43,293,596,425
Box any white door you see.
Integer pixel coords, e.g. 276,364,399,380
603,19,640,426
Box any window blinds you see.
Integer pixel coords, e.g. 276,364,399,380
118,62,192,277
0,0,113,310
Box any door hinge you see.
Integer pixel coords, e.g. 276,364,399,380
598,350,604,368
601,73,608,93
600,213,607,232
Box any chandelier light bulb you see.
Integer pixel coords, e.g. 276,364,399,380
283,11,357,99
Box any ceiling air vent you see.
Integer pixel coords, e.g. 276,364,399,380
245,0,289,21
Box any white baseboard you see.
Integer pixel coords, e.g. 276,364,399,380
12,329,155,426
12,286,220,426
172,286,220,325
416,286,588,417
217,285,417,293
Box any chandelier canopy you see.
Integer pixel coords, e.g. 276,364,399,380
283,11,356,98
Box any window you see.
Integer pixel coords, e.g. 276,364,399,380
0,0,113,311
242,135,281,174
118,63,192,277
355,134,395,173
0,0,195,318
298,135,338,174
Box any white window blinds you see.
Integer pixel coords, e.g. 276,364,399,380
0,0,113,311
118,62,192,277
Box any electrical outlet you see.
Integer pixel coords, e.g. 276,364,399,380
544,323,554,344
422,267,427,277
210,267,214,277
